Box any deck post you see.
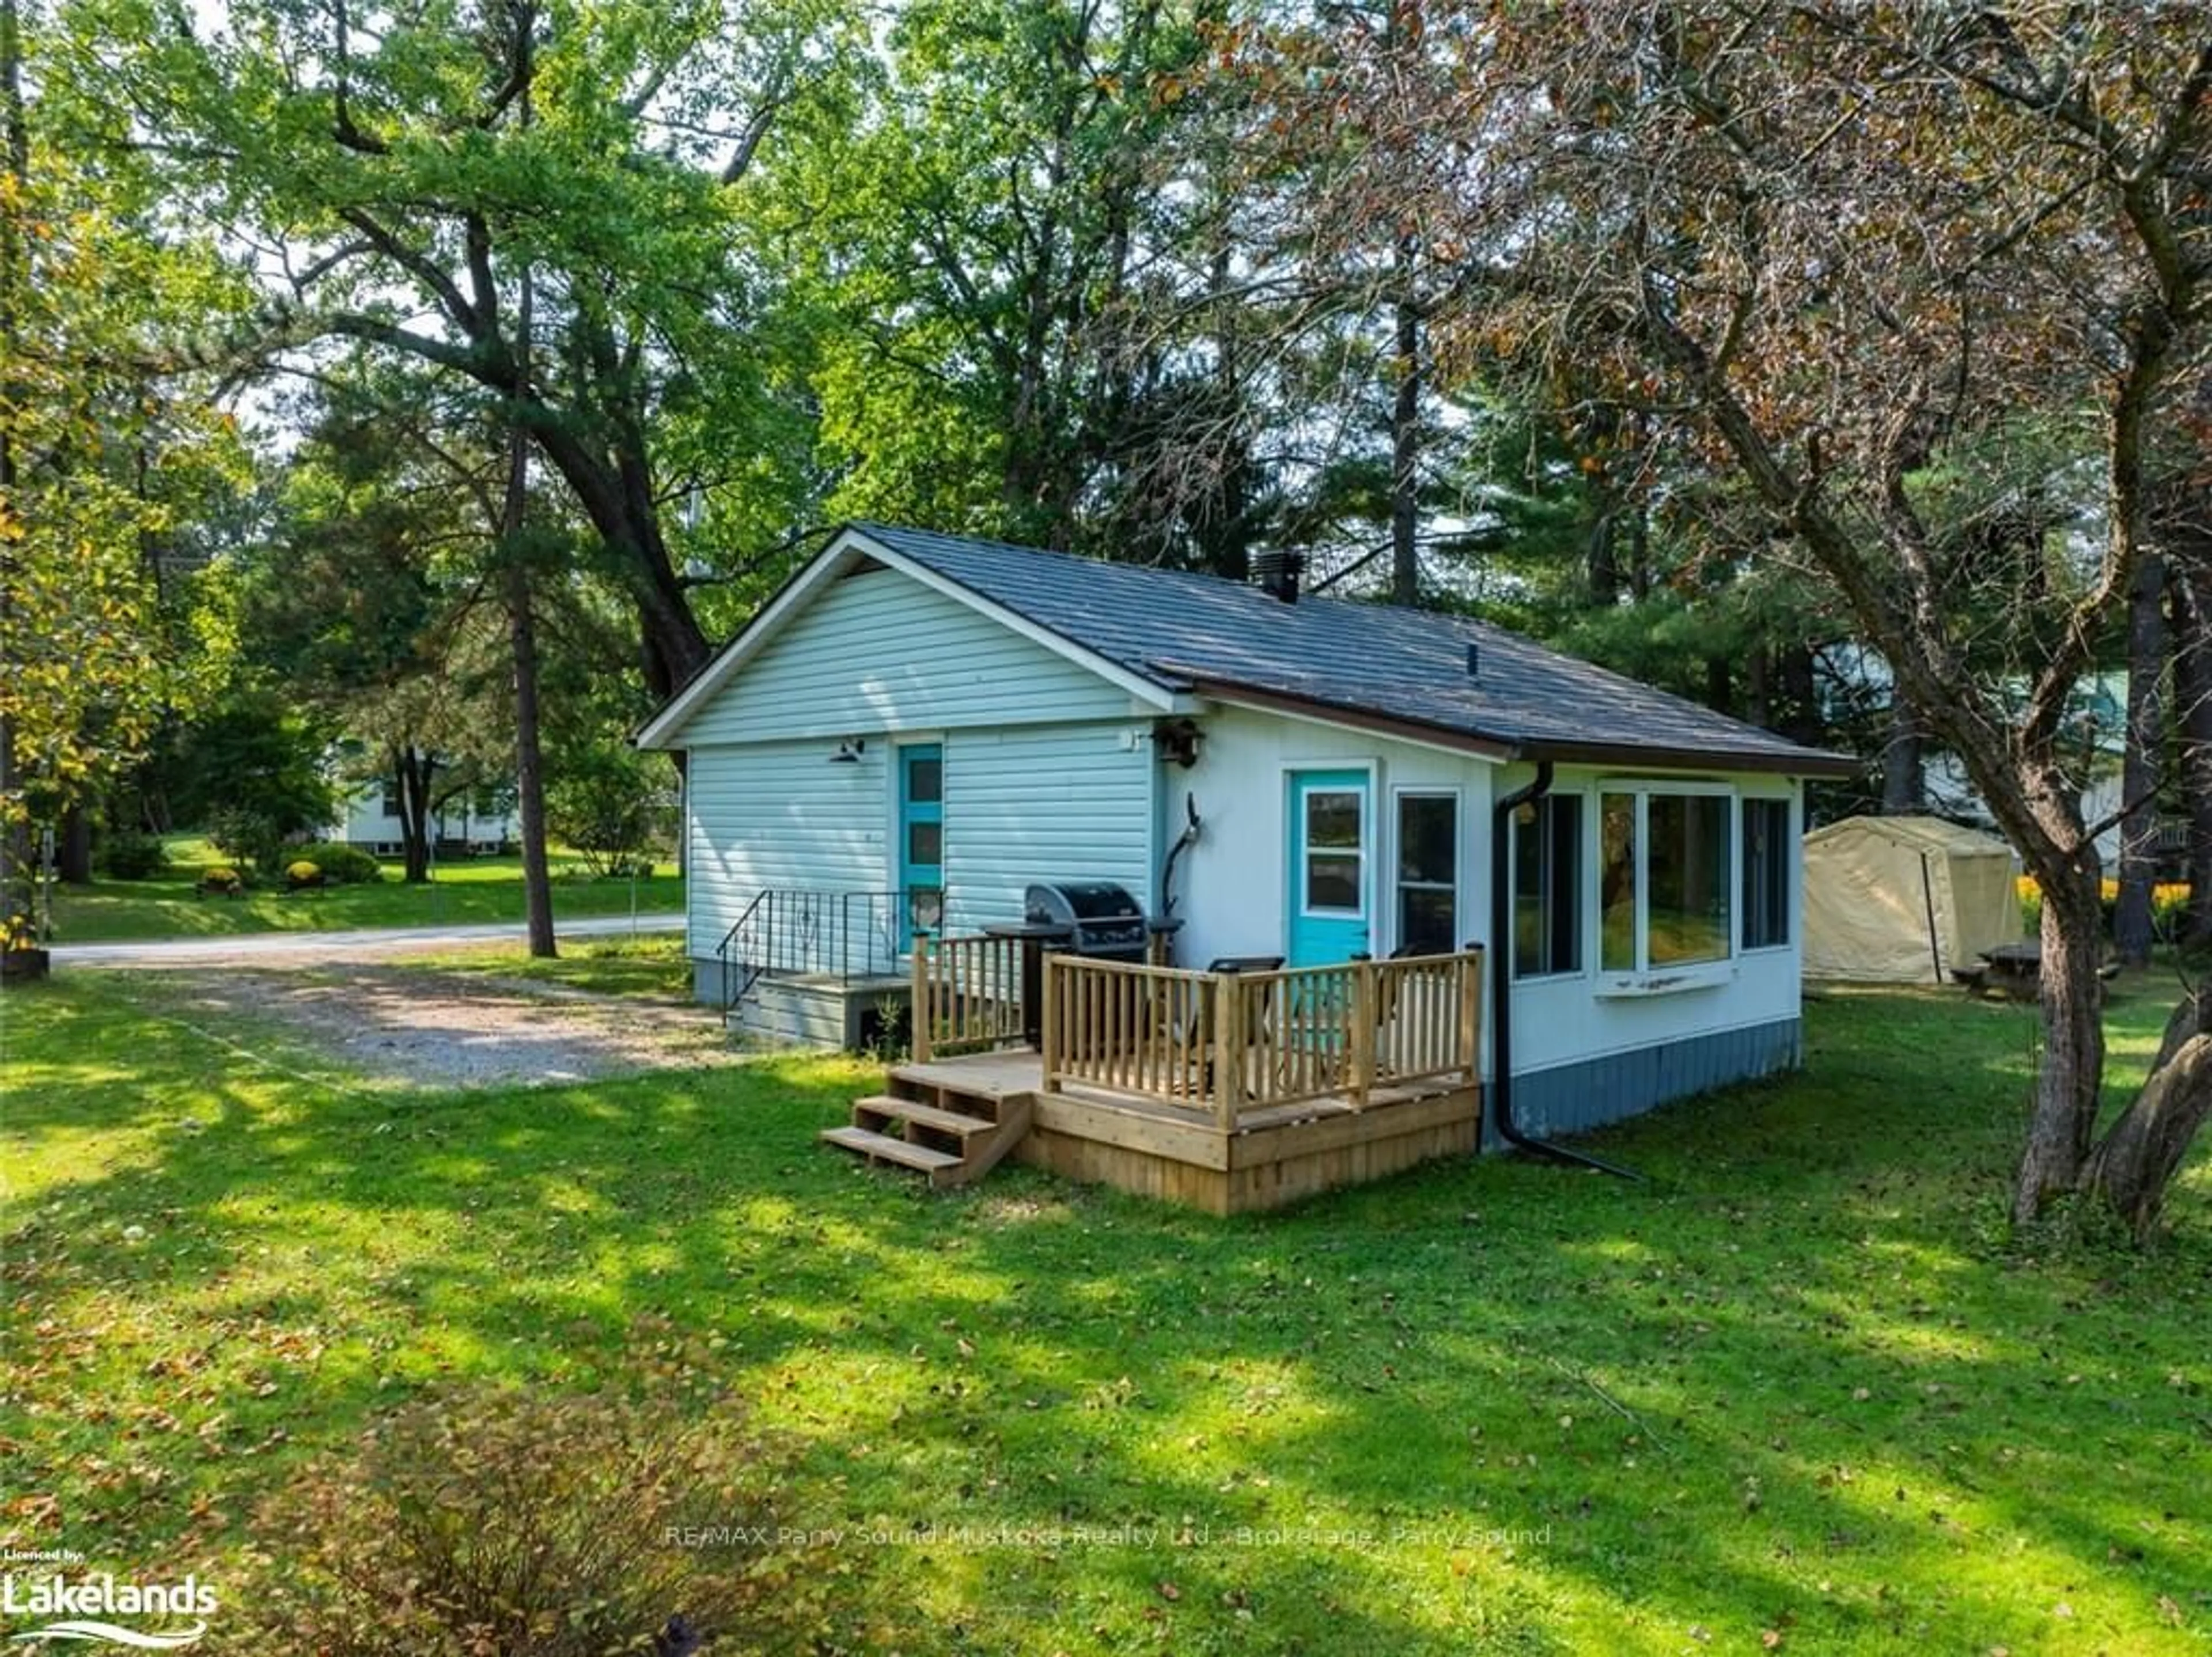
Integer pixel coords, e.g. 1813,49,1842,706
910,936,932,1064
1350,957,1378,1109
1040,951,1062,1093
1457,945,1483,1082
1212,971,1243,1130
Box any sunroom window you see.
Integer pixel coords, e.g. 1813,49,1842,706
1600,787,1734,973
1741,796,1793,950
1512,794,1582,978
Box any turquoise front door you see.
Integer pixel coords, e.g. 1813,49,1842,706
1286,769,1370,964
899,743,944,946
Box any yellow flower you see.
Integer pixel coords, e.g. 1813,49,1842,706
2017,876,2192,907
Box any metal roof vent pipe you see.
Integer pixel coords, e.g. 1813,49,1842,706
1252,547,1303,604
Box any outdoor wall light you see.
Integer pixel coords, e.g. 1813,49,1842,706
829,737,867,764
1152,716,1202,769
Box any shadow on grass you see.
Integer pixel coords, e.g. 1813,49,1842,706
3,973,2207,1654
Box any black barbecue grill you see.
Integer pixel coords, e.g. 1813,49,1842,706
1024,880,1149,962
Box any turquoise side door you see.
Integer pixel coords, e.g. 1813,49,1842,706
1286,769,1370,964
899,743,944,947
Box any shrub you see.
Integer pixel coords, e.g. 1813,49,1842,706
2018,875,2192,943
547,742,677,877
198,867,244,897
208,807,309,881
244,1379,823,1656
94,830,169,880
305,842,384,886
285,860,325,891
181,693,337,877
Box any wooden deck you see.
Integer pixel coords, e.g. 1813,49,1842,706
834,945,1488,1213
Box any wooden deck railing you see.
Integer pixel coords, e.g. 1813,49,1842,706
1040,948,1483,1126
909,932,1028,1061
1040,955,1218,1109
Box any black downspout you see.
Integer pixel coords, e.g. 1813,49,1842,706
1489,761,1643,1181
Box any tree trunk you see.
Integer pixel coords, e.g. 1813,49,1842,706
2115,551,2166,966
2168,539,2212,947
1200,240,1254,582
2082,987,2212,1242
1775,644,1822,747
395,746,437,884
2014,862,2107,1225
56,803,90,883
1881,692,1923,813
1,4,26,899
502,68,554,963
1587,513,1621,606
1389,237,1421,607
506,562,556,960
0,716,22,916
1625,502,1652,599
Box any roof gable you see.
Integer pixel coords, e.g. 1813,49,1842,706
635,529,1180,748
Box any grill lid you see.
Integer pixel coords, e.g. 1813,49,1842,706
1025,880,1144,925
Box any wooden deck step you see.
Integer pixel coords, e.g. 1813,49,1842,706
821,1125,963,1179
853,1095,997,1138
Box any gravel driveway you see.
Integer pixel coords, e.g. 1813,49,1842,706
159,964,738,1090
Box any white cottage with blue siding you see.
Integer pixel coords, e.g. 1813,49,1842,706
638,524,1851,1205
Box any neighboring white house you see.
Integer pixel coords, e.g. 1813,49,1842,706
334,768,518,856
637,524,1854,1140
1892,669,2150,870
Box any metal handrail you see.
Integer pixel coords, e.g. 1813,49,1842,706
715,890,771,1012
715,888,909,1012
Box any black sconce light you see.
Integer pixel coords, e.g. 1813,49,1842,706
830,737,867,765
1152,717,1202,769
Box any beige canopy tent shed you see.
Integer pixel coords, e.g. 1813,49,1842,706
1802,816,2021,983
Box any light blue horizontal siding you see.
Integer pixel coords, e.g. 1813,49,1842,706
1501,1016,1803,1143
942,725,1154,932
681,566,1132,746
686,742,888,959
686,726,1156,985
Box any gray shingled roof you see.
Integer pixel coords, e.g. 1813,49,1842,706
851,523,1851,776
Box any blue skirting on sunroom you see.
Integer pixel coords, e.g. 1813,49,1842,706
1502,1016,1804,1143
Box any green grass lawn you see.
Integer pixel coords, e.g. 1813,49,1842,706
387,933,694,998
2,971,2207,1654
45,837,683,942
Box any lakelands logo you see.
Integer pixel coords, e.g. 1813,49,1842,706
2,1572,217,1649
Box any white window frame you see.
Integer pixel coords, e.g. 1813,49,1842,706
1390,786,1463,956
1298,787,1368,919
1737,786,1797,955
1508,788,1590,982
1593,778,1740,996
